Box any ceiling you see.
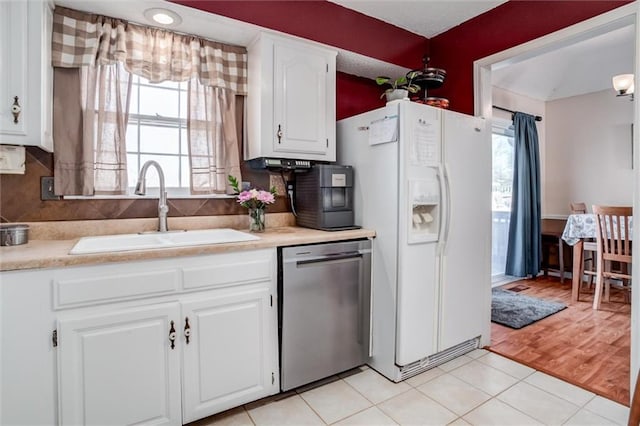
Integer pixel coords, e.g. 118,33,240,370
55,0,635,101
491,24,635,101
328,0,507,38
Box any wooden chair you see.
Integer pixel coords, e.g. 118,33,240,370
570,202,597,294
592,205,632,310
570,202,587,214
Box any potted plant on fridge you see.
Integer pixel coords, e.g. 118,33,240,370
376,71,421,101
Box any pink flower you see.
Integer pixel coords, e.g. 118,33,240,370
237,191,253,202
236,187,276,209
257,190,275,203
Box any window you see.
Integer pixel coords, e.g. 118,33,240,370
492,122,514,277
125,76,191,195
51,7,247,197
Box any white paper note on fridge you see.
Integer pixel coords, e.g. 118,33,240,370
369,115,398,146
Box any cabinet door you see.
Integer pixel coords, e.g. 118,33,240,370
439,111,491,350
0,1,28,138
57,303,182,426
181,287,278,423
1,269,58,426
273,42,335,159
0,0,53,151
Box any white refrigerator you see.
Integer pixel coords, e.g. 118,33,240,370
337,100,491,381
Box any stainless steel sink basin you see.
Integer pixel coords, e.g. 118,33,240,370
69,228,260,255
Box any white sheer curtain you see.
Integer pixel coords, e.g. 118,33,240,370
53,63,131,196
90,63,132,194
187,78,242,194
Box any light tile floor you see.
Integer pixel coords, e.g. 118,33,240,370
189,349,630,426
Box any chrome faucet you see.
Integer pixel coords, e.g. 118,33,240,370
135,160,169,232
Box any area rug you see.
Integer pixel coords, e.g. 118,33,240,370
491,288,567,329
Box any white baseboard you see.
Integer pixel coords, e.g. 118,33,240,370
542,214,569,220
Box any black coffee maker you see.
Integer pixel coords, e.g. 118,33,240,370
294,164,359,231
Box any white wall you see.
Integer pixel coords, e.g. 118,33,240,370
545,89,634,216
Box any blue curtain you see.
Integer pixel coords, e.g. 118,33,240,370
505,112,541,277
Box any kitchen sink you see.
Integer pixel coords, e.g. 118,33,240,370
69,228,260,255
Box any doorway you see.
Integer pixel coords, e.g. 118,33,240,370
475,2,639,403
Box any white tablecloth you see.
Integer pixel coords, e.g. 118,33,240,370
561,213,632,246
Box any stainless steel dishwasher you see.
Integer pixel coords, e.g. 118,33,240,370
279,239,372,391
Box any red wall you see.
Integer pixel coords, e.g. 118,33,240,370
172,0,428,69
173,0,633,118
429,0,633,115
336,72,383,120
171,0,428,118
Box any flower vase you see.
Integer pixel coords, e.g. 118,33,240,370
248,207,266,232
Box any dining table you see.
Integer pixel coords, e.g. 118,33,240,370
541,218,571,282
561,213,633,304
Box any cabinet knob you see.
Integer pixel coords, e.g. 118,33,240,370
184,317,191,344
277,124,283,143
168,320,176,350
11,96,21,124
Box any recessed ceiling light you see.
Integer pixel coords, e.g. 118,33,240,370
143,8,182,27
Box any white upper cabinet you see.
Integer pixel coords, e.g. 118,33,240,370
0,0,53,152
246,33,337,162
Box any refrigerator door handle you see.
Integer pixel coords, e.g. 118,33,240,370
437,164,447,254
442,163,452,253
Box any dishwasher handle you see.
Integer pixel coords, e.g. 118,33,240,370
294,251,364,266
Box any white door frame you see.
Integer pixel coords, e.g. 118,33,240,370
474,2,640,396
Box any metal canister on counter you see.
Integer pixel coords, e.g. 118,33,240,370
0,224,29,246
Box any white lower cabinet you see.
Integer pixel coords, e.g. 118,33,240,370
57,303,182,426
182,288,276,423
0,249,279,426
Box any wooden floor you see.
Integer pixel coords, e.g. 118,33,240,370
489,276,631,406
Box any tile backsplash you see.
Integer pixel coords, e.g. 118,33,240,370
0,147,288,223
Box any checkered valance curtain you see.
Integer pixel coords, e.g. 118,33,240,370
51,7,248,94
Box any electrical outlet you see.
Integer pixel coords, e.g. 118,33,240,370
269,174,286,196
41,176,61,200
0,145,26,174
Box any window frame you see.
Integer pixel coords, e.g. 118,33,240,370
126,76,190,196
